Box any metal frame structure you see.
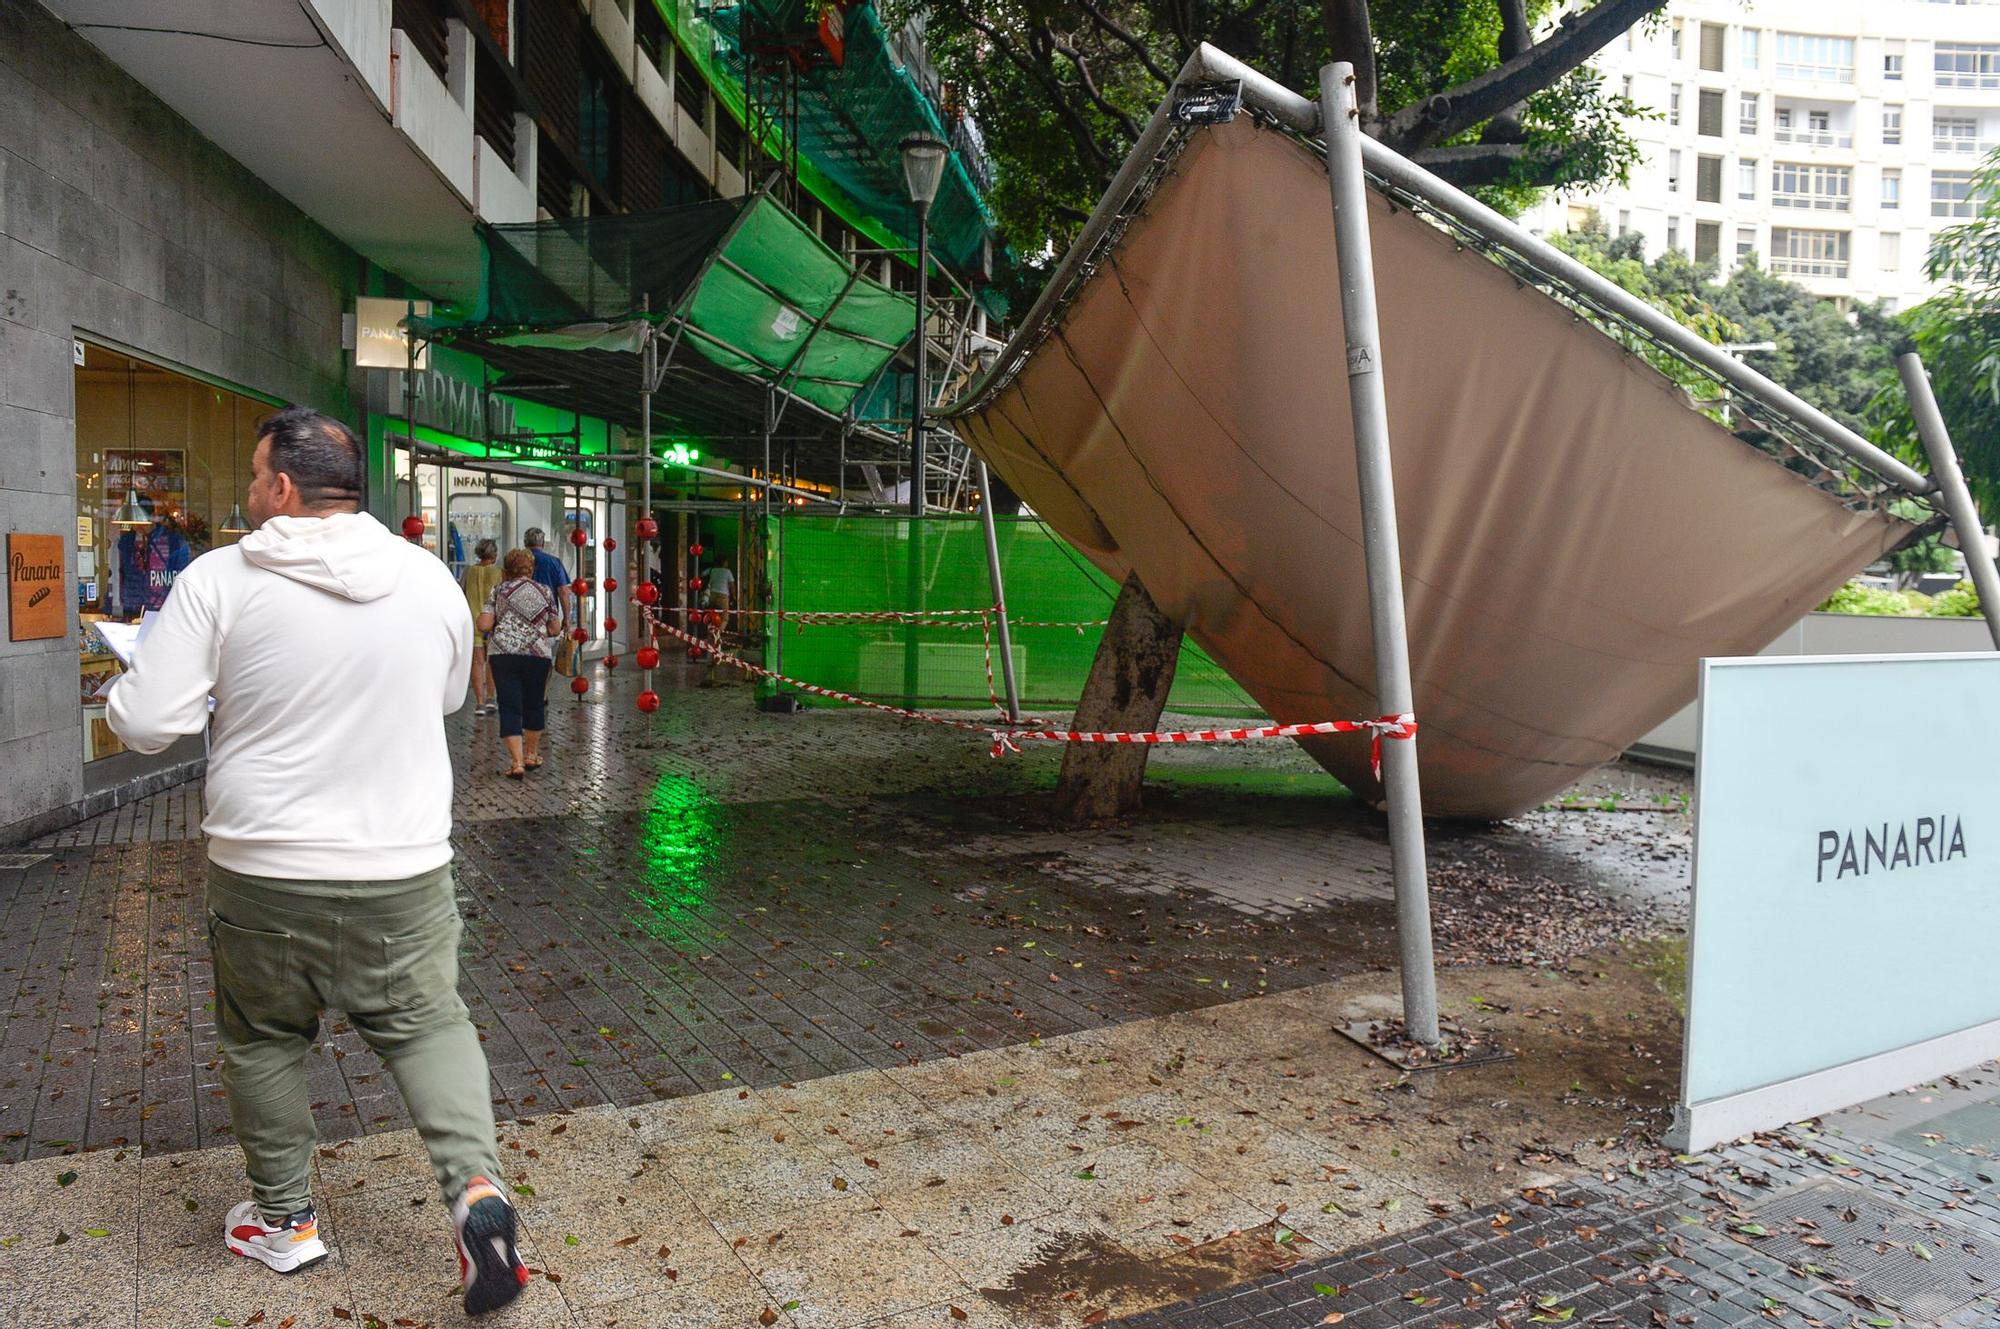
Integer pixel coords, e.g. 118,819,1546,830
942,43,1993,1047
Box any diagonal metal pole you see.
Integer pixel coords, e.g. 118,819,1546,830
1321,61,1439,1047
1899,351,2000,649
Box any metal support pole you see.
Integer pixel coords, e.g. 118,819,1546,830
640,303,655,703
908,202,930,516
404,300,418,539
1321,62,1440,1048
976,459,1023,722
1899,351,2000,649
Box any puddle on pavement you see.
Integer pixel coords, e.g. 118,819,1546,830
980,1222,1314,1325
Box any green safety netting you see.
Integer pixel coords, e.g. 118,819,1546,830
768,513,1262,717
422,190,916,432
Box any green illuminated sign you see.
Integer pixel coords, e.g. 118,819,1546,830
665,443,700,465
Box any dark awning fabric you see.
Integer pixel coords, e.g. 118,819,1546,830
476,196,749,326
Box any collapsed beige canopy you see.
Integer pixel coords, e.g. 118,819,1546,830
958,118,1912,818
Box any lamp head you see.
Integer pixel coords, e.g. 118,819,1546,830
899,133,949,210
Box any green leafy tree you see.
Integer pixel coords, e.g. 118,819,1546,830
1876,149,2000,509
901,0,1660,287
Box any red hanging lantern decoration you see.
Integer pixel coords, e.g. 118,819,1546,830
636,690,661,713
686,645,705,661
603,576,618,592
401,515,425,541
705,609,724,629
635,583,660,605
635,517,659,540
636,646,660,670
570,675,589,695
603,654,619,670
569,528,588,547
689,542,704,557
571,578,591,597
603,536,617,552
571,627,588,643
689,577,704,592
603,615,618,632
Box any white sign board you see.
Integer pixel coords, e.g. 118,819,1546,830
355,296,431,370
1672,653,2000,1151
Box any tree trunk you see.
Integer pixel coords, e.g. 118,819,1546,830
1051,574,1183,826
1320,0,1378,124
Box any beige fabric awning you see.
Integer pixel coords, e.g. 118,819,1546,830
959,119,1912,818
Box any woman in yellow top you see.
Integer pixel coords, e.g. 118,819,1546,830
460,539,503,716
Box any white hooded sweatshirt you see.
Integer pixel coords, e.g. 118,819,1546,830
108,512,473,881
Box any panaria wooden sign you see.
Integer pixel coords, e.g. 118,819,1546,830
7,533,65,641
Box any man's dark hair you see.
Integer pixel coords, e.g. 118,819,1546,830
256,406,364,511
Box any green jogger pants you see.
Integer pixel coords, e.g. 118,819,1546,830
207,862,504,1222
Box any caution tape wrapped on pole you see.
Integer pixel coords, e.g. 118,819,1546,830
987,716,1418,778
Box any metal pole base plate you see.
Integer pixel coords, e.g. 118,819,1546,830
1334,1017,1515,1072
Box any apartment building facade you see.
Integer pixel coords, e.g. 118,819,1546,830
1537,0,2000,309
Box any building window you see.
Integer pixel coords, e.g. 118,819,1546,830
1622,74,1634,102
1696,220,1722,263
1741,28,1760,72
1671,19,1683,61
578,61,619,191
1697,154,1723,201
674,43,708,126
1775,106,1849,147
1700,22,1727,72
1937,43,2000,90
1740,92,1759,134
1667,217,1680,252
1775,33,1855,82
1770,227,1850,277
1810,109,1830,133
1739,158,1758,198
1883,169,1901,209
1884,52,1904,81
1669,84,1682,126
1736,226,1757,260
1698,88,1725,136
1772,162,1852,210
1934,169,1980,218
1668,149,1682,192
1618,209,1632,235
1935,114,1983,154
1880,232,1900,272
1883,106,1903,145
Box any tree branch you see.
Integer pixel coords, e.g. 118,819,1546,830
1383,0,1664,153
947,4,1110,175
1320,0,1378,121
1050,36,1143,142
1481,0,1532,144
1409,141,1570,186
1072,0,1174,90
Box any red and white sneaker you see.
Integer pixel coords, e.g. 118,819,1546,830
223,1199,329,1274
452,1176,529,1316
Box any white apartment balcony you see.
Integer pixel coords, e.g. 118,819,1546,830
1773,125,1853,148
39,0,536,305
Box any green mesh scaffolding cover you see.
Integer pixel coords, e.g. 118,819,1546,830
453,193,915,419
768,514,1261,716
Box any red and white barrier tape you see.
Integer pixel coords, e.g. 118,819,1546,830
988,715,1417,778
645,611,1415,778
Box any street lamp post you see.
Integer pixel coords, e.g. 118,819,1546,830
900,134,948,516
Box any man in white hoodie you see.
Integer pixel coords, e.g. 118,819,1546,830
109,406,528,1317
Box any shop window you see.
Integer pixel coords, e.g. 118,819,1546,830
74,344,266,762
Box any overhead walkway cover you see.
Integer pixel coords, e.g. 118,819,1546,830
418,191,916,473
953,118,1917,818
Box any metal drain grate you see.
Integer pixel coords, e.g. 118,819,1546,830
0,852,49,870
1751,1179,1997,1323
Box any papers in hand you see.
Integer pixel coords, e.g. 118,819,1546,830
93,614,154,666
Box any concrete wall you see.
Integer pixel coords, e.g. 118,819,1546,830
1631,611,1996,764
0,0,358,841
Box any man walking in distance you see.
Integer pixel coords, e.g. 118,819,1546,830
109,406,529,1316
522,527,573,630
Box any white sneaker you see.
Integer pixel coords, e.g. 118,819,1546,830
452,1176,528,1316
223,1199,329,1274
